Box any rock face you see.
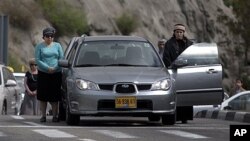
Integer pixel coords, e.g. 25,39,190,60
2,0,247,92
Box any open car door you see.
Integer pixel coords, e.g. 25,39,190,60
173,43,224,106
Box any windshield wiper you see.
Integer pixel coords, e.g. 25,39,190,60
104,64,149,67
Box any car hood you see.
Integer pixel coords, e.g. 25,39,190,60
73,67,170,83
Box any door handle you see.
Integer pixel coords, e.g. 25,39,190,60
206,69,218,74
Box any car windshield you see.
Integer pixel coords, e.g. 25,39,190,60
75,40,162,67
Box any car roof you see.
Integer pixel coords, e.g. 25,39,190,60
82,35,148,42
13,72,25,77
225,90,250,102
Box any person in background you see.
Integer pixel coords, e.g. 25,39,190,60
21,58,38,115
157,39,166,57
162,24,193,67
35,27,64,122
230,78,246,97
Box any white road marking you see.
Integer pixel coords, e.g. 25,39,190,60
159,130,209,139
0,125,229,130
94,130,137,138
11,115,24,120
33,129,76,138
0,131,6,136
23,122,45,126
78,139,97,141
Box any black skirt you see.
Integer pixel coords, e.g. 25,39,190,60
37,70,62,102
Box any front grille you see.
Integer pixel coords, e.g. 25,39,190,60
136,84,151,91
115,84,136,93
98,100,153,110
99,84,114,91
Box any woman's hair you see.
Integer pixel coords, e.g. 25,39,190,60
28,58,36,65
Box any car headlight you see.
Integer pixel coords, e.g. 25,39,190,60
75,79,99,90
151,79,171,90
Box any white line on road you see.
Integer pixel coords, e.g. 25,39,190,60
33,129,76,138
23,122,45,127
94,130,137,138
159,130,209,139
11,115,24,120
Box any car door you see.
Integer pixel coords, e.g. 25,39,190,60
172,43,223,106
2,67,18,114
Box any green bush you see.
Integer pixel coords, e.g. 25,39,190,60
116,13,138,35
8,53,24,72
37,0,89,36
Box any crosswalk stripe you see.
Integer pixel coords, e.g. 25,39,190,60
93,130,137,139
23,122,45,127
33,129,76,138
159,130,209,139
11,115,24,120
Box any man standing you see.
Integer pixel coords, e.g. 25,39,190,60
162,24,193,67
157,39,166,57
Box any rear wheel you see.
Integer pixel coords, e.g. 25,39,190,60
66,105,80,125
162,113,176,125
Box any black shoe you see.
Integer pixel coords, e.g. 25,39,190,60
40,116,46,122
52,116,59,122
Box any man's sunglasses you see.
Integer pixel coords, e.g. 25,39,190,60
44,34,54,38
30,64,37,66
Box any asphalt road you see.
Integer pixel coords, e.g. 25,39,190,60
0,115,248,141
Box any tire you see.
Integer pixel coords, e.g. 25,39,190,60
66,105,80,125
58,101,66,121
162,113,176,125
148,115,161,122
1,101,7,115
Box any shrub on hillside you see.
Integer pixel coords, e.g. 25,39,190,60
37,0,89,36
116,13,138,35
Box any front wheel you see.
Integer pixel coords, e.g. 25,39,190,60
162,113,176,125
58,101,66,121
148,115,161,122
66,105,80,125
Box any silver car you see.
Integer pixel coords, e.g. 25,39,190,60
59,36,223,125
0,64,22,115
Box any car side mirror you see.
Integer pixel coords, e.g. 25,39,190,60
172,58,188,69
5,79,17,87
59,59,70,68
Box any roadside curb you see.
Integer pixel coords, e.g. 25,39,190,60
195,110,250,123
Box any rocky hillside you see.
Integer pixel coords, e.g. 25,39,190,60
1,0,248,92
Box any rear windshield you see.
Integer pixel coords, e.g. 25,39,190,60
75,40,162,67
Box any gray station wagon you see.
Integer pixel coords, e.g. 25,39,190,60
59,35,223,125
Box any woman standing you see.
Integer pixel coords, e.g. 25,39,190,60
35,27,64,122
21,58,38,115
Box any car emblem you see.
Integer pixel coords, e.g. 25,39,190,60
121,84,129,88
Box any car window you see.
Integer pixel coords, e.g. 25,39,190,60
177,43,220,67
228,94,250,110
67,42,78,65
2,67,15,83
75,40,162,67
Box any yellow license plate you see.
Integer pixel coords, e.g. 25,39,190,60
115,96,137,108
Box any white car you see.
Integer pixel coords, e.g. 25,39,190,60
13,72,26,115
0,64,22,115
193,92,229,116
220,91,250,111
